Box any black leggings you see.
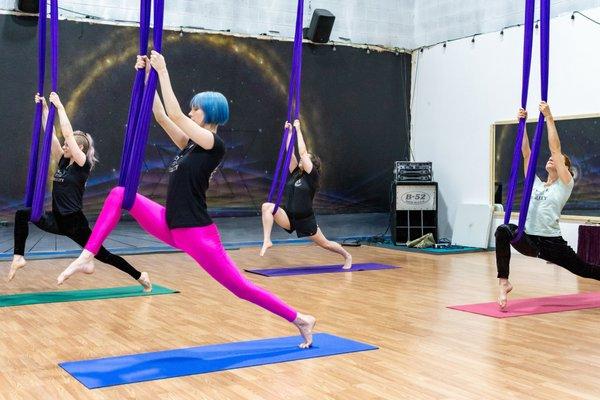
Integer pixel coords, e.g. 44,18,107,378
495,223,600,280
14,208,142,280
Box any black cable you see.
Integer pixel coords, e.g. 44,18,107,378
416,8,600,53
409,50,419,161
234,128,262,215
214,146,237,206
39,4,405,54
363,180,395,245
56,6,100,19
148,143,170,199
572,11,600,26
399,51,412,162
382,180,395,237
415,18,547,52
43,4,600,54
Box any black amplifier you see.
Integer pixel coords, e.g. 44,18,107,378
396,174,432,182
394,161,432,182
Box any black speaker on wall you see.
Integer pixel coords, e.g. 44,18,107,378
16,0,39,13
303,9,335,43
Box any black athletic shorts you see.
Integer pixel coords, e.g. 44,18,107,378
281,208,318,238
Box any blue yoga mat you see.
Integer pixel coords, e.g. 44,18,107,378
245,262,399,277
60,333,377,389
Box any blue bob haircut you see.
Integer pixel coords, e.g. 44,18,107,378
189,91,229,125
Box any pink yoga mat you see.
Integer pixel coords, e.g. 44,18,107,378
448,292,600,318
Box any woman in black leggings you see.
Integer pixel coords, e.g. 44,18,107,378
8,92,152,292
496,102,599,309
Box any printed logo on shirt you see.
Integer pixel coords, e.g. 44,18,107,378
53,168,67,183
168,157,181,173
533,188,548,201
169,143,195,173
294,179,302,187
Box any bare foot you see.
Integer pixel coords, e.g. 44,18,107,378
259,240,273,257
138,272,152,292
293,313,316,349
57,250,95,285
342,254,353,270
7,255,27,282
498,279,513,311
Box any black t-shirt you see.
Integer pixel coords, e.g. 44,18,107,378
165,136,225,228
52,156,91,215
284,167,320,219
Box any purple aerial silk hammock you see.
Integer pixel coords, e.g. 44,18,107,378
24,0,47,209
503,0,550,242
119,0,164,210
503,0,535,224
118,0,151,187
29,0,59,222
267,0,304,214
25,0,163,217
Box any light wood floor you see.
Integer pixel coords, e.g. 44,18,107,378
1,244,600,399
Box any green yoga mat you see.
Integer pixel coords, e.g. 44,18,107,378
0,285,178,307
367,242,485,255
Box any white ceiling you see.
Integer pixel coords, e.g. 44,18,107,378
1,0,599,49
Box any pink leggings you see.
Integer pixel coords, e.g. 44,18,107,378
86,187,297,322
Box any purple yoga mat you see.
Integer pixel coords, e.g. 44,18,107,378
245,263,399,277
448,292,600,318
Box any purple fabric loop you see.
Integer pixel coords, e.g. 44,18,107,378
268,0,304,213
504,0,550,241
503,0,535,224
118,0,151,187
24,0,48,208
122,0,165,210
30,0,59,222
267,0,303,205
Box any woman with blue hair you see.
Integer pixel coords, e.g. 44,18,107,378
60,51,317,348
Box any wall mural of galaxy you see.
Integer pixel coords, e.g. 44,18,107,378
0,15,411,221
